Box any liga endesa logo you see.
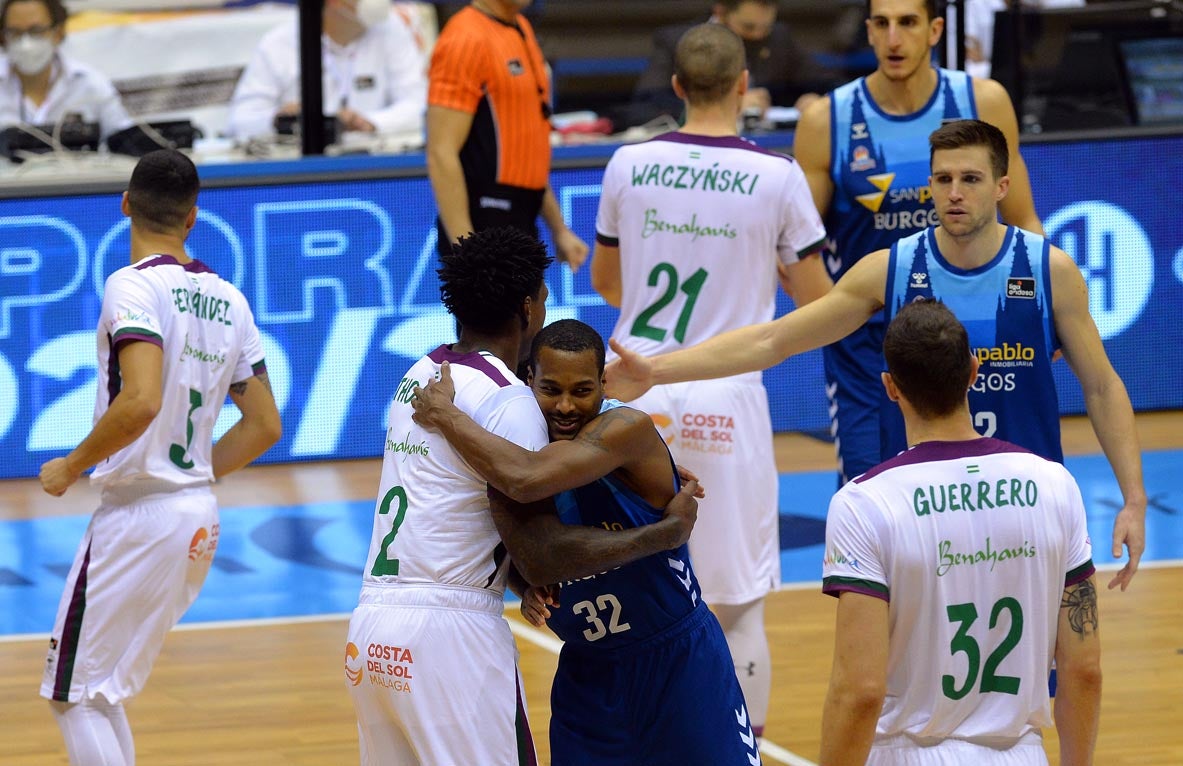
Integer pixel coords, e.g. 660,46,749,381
187,524,219,563
344,642,364,687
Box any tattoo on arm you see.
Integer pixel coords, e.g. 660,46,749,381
1061,578,1099,637
575,408,646,454
229,371,272,398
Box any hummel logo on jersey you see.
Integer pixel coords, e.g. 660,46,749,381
851,122,869,140
507,59,524,76
1007,278,1036,299
910,271,929,289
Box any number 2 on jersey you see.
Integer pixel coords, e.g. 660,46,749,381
370,485,409,576
630,263,708,344
943,597,1023,700
974,410,998,438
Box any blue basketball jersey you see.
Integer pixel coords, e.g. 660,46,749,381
546,401,758,764
828,69,977,283
547,402,703,651
884,226,1063,462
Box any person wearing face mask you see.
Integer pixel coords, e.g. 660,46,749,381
0,0,132,146
621,0,839,129
227,0,427,141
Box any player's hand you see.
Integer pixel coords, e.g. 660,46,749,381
604,339,654,402
520,584,559,627
410,361,457,430
1107,502,1146,591
553,227,589,274
39,456,80,497
675,464,706,498
659,479,699,549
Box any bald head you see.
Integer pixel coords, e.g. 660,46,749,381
673,23,746,106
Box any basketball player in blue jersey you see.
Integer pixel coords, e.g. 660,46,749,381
793,0,1043,486
606,120,1146,592
410,318,761,766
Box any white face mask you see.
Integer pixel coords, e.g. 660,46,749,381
353,0,390,29
7,33,55,76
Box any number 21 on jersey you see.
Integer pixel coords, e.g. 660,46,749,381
631,263,709,344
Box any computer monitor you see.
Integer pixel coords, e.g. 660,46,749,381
1117,34,1183,126
991,1,1182,132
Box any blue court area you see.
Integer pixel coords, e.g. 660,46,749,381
2,451,1180,637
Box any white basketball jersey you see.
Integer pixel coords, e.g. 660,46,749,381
596,132,825,383
822,438,1093,747
361,346,548,594
89,255,265,489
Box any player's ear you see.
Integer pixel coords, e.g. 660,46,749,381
518,296,531,330
995,175,1010,203
881,371,901,402
121,191,131,218
966,355,981,392
671,74,686,100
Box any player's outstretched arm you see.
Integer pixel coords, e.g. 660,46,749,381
1051,249,1147,590
490,479,698,586
40,340,163,497
411,363,657,502
819,591,888,766
212,369,281,479
606,250,887,396
1054,575,1102,766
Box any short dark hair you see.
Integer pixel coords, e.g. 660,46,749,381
929,119,1009,179
865,0,941,23
438,227,552,334
883,299,973,419
530,318,606,377
126,150,199,234
0,0,67,30
674,23,746,106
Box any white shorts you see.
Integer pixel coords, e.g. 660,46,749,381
346,583,535,766
41,485,218,704
633,378,779,605
868,732,1048,765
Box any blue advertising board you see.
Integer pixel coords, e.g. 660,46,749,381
1,134,1181,478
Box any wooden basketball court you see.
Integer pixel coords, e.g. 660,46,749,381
2,413,1180,764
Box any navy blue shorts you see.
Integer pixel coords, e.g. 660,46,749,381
823,321,887,485
549,605,760,766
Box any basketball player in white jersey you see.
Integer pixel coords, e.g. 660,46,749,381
819,299,1100,765
588,23,831,738
38,149,281,765
345,227,699,765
